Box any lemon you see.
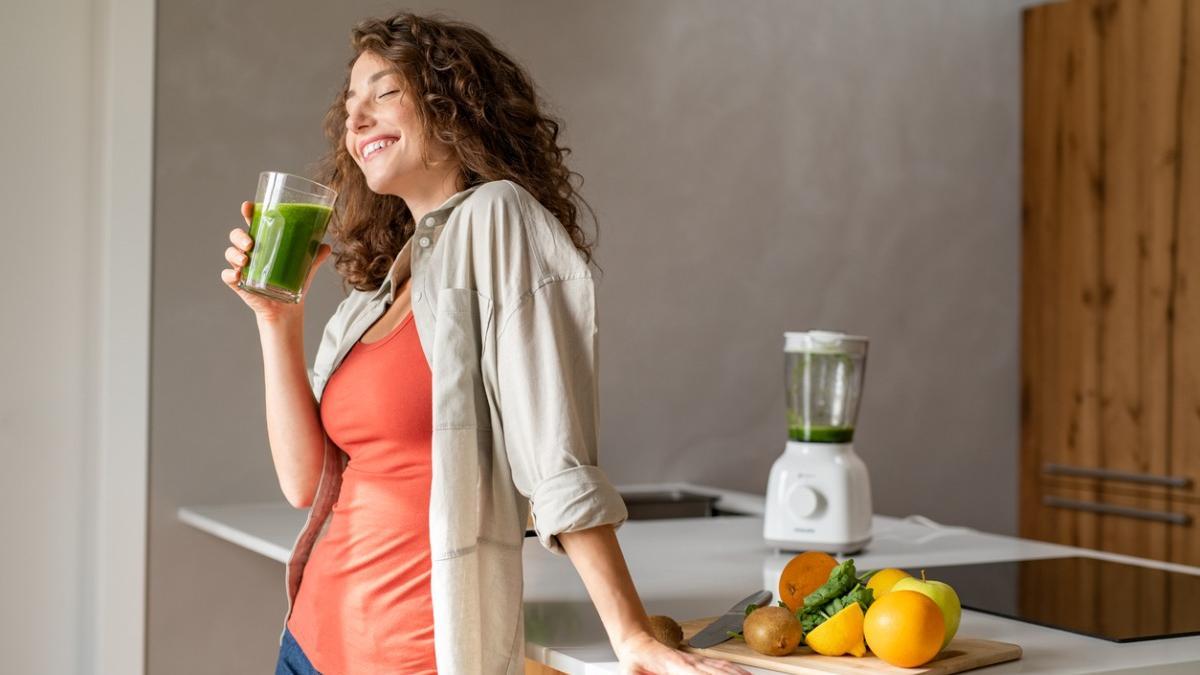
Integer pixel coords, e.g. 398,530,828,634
804,602,866,657
866,568,911,599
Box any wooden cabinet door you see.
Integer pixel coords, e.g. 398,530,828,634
1171,0,1200,567
1021,0,1197,565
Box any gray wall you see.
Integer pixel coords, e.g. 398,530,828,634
152,1,1033,671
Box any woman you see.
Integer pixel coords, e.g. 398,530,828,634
220,11,751,675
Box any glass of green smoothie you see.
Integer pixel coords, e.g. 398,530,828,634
237,171,337,304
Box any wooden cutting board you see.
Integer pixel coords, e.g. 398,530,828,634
680,617,1021,674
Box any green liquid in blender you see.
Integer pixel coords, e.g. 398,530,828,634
243,202,332,295
789,425,855,443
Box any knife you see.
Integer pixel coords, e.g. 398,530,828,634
687,589,774,648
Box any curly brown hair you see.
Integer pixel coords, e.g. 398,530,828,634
313,11,598,292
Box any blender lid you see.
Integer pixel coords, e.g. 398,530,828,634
784,329,869,354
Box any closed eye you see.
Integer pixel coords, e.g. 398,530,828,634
377,90,400,100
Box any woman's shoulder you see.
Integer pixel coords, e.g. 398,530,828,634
450,179,590,287
458,179,555,224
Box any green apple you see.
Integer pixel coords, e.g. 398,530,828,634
892,573,961,648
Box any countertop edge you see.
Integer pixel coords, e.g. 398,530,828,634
176,487,1200,675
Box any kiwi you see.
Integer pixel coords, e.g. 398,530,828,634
647,615,683,648
743,606,803,657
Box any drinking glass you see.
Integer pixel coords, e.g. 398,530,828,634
237,171,337,303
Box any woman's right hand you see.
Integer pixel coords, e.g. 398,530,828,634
221,201,332,323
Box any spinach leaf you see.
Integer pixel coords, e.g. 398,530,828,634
793,561,876,634
799,607,828,633
823,584,875,615
802,559,857,609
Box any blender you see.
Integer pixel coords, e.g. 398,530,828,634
763,330,873,553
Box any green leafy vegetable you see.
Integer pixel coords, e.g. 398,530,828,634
802,559,858,609
823,584,874,615
793,559,876,633
799,608,827,634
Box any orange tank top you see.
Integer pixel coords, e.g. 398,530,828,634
286,309,437,674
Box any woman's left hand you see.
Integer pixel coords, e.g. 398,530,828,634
614,632,752,675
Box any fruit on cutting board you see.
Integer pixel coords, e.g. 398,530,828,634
647,615,683,648
866,567,911,599
743,606,804,656
863,590,945,667
892,572,962,648
778,551,838,612
804,602,867,657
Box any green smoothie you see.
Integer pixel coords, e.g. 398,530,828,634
242,202,332,299
788,425,855,443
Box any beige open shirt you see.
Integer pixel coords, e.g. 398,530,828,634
278,180,629,673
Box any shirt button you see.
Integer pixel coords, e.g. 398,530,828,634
424,217,437,228
418,236,431,247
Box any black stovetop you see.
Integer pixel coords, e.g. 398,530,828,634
917,557,1200,642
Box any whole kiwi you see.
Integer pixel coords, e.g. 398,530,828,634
743,606,803,657
647,615,683,648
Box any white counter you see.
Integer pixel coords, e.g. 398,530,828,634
178,484,1200,675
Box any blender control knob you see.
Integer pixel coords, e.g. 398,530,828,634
786,484,820,519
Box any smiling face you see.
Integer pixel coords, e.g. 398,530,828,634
343,51,457,197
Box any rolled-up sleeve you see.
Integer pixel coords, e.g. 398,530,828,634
495,276,628,555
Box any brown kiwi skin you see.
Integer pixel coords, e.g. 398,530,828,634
743,606,803,657
647,615,684,648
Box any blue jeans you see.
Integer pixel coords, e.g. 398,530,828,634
275,626,322,675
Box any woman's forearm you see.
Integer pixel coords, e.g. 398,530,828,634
257,314,326,508
558,524,653,652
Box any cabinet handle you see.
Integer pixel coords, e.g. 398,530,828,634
1043,463,1192,488
1043,496,1192,525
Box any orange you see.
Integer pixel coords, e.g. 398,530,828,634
805,602,867,657
778,551,838,612
863,590,945,668
866,568,911,599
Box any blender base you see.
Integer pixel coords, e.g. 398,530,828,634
765,535,871,555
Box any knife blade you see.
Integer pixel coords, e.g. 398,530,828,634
687,589,774,648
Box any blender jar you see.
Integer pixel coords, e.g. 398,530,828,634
784,330,868,443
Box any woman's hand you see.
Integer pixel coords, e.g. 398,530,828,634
220,201,332,323
614,632,751,675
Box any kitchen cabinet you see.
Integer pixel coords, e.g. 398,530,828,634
1020,0,1199,566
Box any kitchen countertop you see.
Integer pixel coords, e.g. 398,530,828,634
175,482,760,562
179,484,1200,674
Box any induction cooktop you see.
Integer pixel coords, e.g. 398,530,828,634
916,557,1200,642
